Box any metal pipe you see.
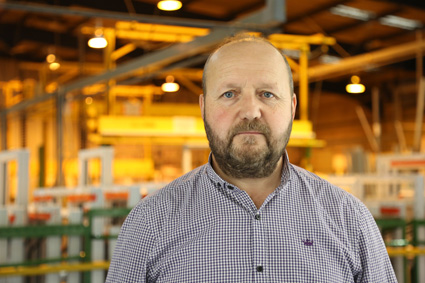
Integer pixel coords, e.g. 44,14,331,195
372,86,381,152
417,31,423,95
355,106,379,152
413,78,425,152
0,2,272,30
393,88,407,152
55,93,64,186
413,31,424,152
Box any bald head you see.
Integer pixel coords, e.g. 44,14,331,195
202,35,294,97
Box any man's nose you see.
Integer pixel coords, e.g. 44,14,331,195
238,93,262,120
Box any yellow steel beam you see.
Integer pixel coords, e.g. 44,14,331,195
271,41,312,51
159,68,203,81
81,23,209,43
111,85,163,97
299,44,309,121
387,246,425,257
288,138,326,148
89,134,209,146
111,43,137,61
0,261,110,277
115,21,210,36
174,74,203,95
55,68,80,85
269,33,336,46
82,84,107,95
82,84,162,97
116,30,196,42
285,56,299,73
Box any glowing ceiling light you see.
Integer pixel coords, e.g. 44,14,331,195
157,0,182,11
161,75,180,92
379,15,423,30
49,62,61,71
88,29,108,49
85,97,93,105
46,54,56,64
330,5,375,21
46,53,60,71
346,75,365,94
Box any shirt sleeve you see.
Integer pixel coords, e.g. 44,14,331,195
355,203,398,282
105,203,156,283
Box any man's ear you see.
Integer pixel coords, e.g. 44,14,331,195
291,94,297,120
199,94,205,119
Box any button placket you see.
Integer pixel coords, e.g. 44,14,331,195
253,211,267,282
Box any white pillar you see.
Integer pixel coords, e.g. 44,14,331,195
0,207,7,283
67,207,83,283
393,227,404,283
9,207,25,283
41,206,61,283
413,175,425,283
91,188,105,283
128,186,140,207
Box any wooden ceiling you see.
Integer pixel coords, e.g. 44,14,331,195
0,0,424,106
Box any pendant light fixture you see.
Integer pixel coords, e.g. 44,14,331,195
161,75,180,92
46,53,60,71
88,28,108,49
157,0,182,11
346,75,365,94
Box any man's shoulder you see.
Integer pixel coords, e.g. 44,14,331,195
289,163,363,208
134,164,209,209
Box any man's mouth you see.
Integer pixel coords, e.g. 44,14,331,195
236,131,263,135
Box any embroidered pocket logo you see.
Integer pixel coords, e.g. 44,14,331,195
302,239,313,246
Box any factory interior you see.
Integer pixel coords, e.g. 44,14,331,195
1,0,425,282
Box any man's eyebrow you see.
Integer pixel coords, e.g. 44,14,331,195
219,83,278,89
256,83,278,89
220,83,239,89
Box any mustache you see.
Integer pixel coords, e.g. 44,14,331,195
229,120,271,138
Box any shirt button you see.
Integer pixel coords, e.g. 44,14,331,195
256,266,263,272
255,214,261,220
227,185,235,190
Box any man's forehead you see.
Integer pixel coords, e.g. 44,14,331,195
205,40,282,78
211,40,276,60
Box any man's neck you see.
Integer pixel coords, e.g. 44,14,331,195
211,155,283,209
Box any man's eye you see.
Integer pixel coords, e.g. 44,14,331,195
223,91,234,98
263,92,274,98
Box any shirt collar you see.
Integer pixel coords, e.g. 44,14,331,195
205,152,291,192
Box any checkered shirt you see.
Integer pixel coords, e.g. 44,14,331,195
106,154,397,282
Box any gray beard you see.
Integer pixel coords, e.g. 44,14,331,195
204,118,292,179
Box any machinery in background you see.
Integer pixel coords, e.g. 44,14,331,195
0,147,164,283
327,153,425,283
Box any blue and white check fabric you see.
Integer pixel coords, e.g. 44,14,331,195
106,154,397,282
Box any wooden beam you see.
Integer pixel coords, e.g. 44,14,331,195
297,39,425,83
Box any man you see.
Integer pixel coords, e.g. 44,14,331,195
106,35,397,282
